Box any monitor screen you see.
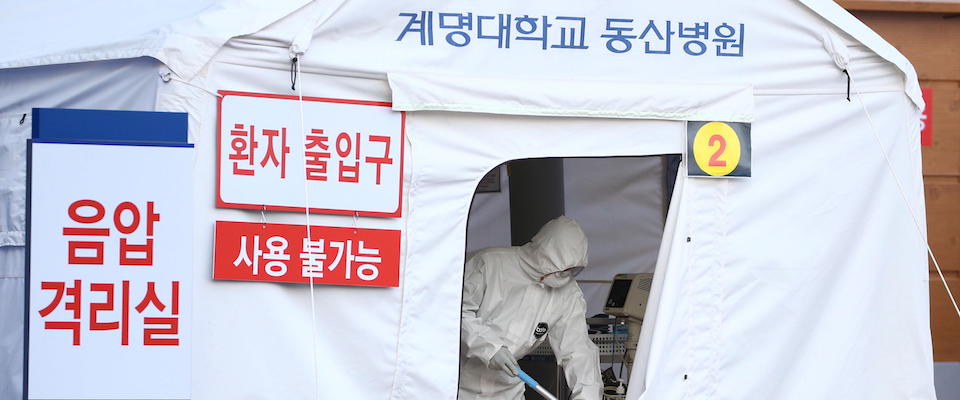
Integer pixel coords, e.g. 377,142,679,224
605,278,633,309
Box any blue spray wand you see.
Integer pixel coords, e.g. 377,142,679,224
517,369,559,400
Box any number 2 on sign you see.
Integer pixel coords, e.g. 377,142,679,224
693,122,741,176
708,135,727,167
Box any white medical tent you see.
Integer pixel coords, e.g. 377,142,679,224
0,0,938,399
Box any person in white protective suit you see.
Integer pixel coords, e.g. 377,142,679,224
459,216,602,400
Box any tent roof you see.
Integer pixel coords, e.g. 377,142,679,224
0,0,922,108
0,0,313,80
799,0,922,108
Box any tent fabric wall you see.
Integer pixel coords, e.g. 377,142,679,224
0,114,28,400
0,116,29,249
389,73,755,122
564,157,666,316
0,247,24,399
465,165,512,254
402,113,684,398
160,61,410,399
631,91,932,399
0,57,163,246
0,58,162,123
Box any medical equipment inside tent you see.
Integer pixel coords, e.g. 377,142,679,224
604,274,655,322
604,274,654,367
0,0,944,399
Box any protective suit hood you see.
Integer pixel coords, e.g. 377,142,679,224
518,216,589,279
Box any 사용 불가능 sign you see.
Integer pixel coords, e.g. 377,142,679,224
213,221,401,287
217,91,405,217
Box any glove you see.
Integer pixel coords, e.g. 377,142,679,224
489,346,520,376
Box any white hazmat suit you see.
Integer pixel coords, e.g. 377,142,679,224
459,216,602,400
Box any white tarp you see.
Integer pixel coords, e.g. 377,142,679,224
0,0,937,399
564,157,667,315
0,246,24,398
0,0,315,80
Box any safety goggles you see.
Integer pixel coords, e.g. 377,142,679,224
540,266,585,281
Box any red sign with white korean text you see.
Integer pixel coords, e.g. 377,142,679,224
213,221,401,287
217,91,405,217
920,88,932,146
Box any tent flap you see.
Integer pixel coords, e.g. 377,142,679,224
388,72,755,122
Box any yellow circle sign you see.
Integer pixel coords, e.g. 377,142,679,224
692,122,741,176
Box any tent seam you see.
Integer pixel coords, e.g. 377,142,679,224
753,87,902,96
388,109,414,400
393,103,753,122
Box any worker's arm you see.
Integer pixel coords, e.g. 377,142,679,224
460,255,505,366
548,291,603,400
